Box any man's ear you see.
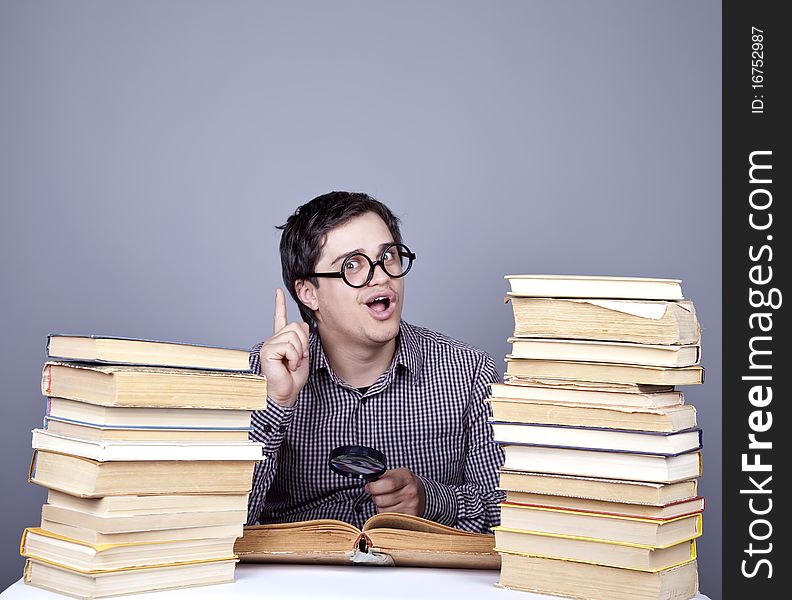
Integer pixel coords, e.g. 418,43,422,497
295,279,319,311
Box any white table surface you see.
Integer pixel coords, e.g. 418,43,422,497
1,563,712,600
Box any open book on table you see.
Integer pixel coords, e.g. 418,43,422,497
234,512,499,569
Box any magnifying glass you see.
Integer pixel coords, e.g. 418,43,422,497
329,445,387,482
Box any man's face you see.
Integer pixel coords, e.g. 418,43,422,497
307,212,405,347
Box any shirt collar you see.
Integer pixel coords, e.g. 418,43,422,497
309,320,423,386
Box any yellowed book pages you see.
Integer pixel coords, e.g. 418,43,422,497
43,419,250,442
235,512,499,569
497,504,703,548
20,527,237,574
498,554,699,600
30,451,256,497
487,399,696,432
24,558,237,599
42,361,267,409
507,338,700,367
506,296,700,345
498,470,699,505
494,532,696,572
47,334,250,371
504,357,704,386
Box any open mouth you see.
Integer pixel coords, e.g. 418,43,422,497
365,295,392,314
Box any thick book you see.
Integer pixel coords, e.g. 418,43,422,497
29,450,258,497
495,534,696,572
497,554,699,600
31,429,264,462
489,381,684,408
507,338,701,367
498,470,699,505
46,489,250,515
47,334,251,371
43,418,251,442
504,274,685,300
234,512,500,569
46,397,253,429
497,503,702,548
502,491,705,520
41,503,248,534
500,446,703,483
504,357,705,386
506,296,700,345
42,361,267,409
23,558,238,599
40,520,244,546
487,399,697,432
20,527,238,572
490,422,702,456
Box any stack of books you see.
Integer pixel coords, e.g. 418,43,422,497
21,335,267,599
491,275,704,600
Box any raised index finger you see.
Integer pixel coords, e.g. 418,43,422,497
273,288,288,333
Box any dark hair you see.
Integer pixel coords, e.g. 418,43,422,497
277,191,403,327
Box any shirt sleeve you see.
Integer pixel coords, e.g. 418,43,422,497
246,342,297,525
416,352,505,533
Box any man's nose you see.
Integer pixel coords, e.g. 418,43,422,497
368,260,391,285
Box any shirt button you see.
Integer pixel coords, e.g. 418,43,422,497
354,505,364,514
262,424,272,433
278,425,287,433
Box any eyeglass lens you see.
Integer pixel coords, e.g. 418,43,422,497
342,244,412,287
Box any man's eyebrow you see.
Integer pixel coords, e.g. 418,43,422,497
329,242,395,266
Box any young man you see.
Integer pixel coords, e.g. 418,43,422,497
247,191,504,533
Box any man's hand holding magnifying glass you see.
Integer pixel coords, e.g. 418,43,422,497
365,469,426,517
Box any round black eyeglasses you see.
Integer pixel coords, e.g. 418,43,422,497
310,243,416,289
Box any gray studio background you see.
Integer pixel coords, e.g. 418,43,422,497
0,1,722,596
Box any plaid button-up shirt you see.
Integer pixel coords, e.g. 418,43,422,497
246,320,504,532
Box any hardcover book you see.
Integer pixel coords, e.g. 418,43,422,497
489,381,684,408
500,445,702,483
501,492,704,520
23,558,238,599
31,429,264,462
507,338,701,367
490,422,703,456
497,503,703,547
41,361,267,409
47,334,251,372
506,296,700,345
29,450,258,497
494,534,696,572
498,470,699,505
487,399,696,432
497,554,699,600
46,397,253,429
503,274,685,300
20,528,238,572
504,357,704,386
43,418,251,442
40,521,244,546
